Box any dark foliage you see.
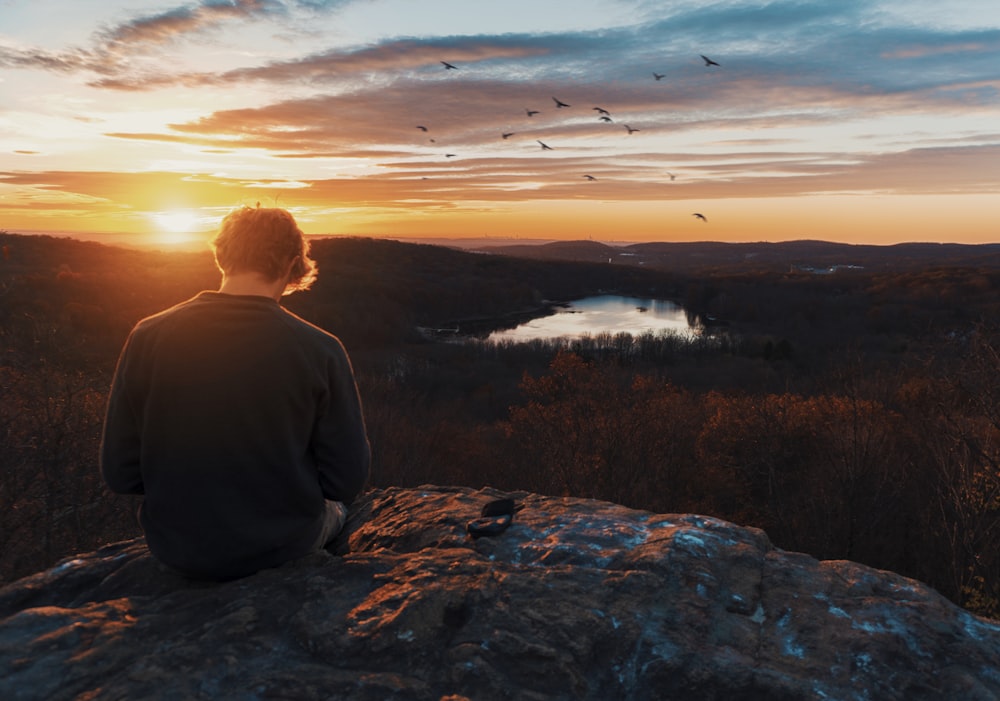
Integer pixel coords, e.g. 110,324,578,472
1,232,998,618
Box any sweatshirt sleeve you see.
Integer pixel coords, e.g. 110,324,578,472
100,334,145,495
312,340,371,504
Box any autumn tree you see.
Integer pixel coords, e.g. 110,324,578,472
904,329,1000,617
0,358,137,583
696,392,817,538
794,393,905,562
503,351,702,510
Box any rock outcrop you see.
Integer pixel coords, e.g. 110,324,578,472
2,485,999,700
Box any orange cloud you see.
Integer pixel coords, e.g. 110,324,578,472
98,0,272,47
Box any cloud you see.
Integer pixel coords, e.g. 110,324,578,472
1,0,291,79
647,0,868,36
0,170,263,212
884,41,997,60
89,35,554,90
0,45,93,74
98,56,986,167
96,0,278,48
8,136,996,222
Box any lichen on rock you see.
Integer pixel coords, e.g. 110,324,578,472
2,485,998,700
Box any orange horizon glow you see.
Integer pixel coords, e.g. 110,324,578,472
4,191,998,248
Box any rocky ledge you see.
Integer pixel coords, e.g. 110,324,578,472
1,485,999,700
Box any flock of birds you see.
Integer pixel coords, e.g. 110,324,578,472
419,54,723,224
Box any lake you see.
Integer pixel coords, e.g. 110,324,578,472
487,295,697,343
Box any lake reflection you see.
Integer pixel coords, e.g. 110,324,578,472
488,295,696,342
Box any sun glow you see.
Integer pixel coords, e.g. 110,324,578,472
150,210,206,246
153,209,198,232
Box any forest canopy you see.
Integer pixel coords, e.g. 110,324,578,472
1,231,998,619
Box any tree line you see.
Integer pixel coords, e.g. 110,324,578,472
1,232,997,619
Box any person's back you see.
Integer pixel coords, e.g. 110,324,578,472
100,206,370,580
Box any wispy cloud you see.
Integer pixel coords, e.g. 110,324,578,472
96,0,275,48
9,138,995,213
100,58,994,161
89,35,555,90
1,0,292,78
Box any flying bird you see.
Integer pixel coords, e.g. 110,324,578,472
502,132,515,139
537,140,553,150
693,213,707,222
668,172,677,181
583,174,597,181
552,96,570,108
593,107,611,115
416,125,428,132
700,54,720,67
445,153,457,158
653,72,665,81
525,108,540,117
441,61,458,69
599,116,613,122
624,124,640,134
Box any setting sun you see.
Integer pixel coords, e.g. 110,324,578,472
152,210,199,234
148,209,212,246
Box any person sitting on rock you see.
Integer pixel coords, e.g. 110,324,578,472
100,205,371,580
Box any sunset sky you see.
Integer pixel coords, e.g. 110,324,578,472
1,0,998,247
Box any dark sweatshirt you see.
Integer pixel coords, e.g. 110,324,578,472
100,291,371,579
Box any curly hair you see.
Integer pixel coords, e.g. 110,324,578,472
211,206,318,295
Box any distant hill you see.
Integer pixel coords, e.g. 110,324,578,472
474,239,619,263
475,239,1000,273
